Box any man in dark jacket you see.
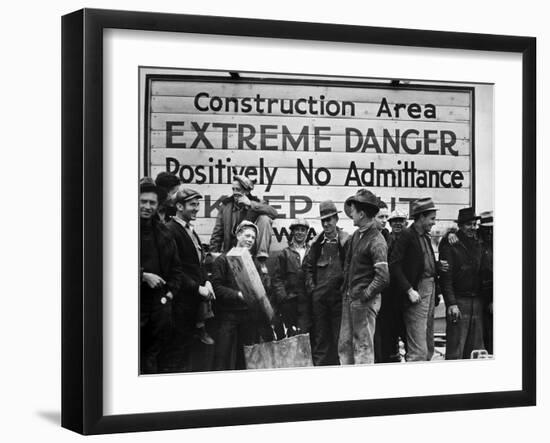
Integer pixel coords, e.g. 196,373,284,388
375,209,408,363
272,218,311,336
339,189,389,365
139,179,184,374
389,197,440,362
165,188,216,371
209,175,278,270
303,201,349,366
211,221,272,370
439,207,485,359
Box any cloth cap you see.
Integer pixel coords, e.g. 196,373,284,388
139,177,161,199
388,209,408,221
235,220,258,237
174,187,202,204
289,218,310,230
233,175,256,192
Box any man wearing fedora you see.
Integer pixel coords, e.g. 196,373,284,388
339,189,389,365
272,218,312,337
303,200,349,366
390,197,440,362
165,188,216,371
439,207,485,359
375,208,409,363
209,175,278,269
139,178,184,374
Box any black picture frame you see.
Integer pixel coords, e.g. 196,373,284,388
61,8,536,435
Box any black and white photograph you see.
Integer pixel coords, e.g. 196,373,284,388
138,68,495,374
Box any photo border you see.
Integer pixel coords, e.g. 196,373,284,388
61,8,536,435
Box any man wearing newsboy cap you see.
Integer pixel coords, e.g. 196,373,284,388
438,207,486,359
389,197,441,362
303,200,349,365
338,189,389,365
209,175,278,271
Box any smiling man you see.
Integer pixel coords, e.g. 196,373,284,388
389,197,440,362
438,207,485,360
303,201,349,366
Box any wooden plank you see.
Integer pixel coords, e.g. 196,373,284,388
150,131,471,155
226,247,274,319
150,149,472,171
150,165,471,188
151,81,471,106
150,113,471,140
151,96,471,122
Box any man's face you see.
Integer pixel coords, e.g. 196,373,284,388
232,180,246,199
375,208,389,231
321,215,338,236
419,211,437,233
389,218,406,233
349,203,364,227
140,192,158,220
236,227,257,249
291,226,308,244
177,198,200,222
459,220,478,238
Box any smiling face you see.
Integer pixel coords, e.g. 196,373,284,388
389,218,407,233
418,211,437,234
236,227,257,249
139,192,158,220
291,226,308,244
459,219,478,238
176,197,200,222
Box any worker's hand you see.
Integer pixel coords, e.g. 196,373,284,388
438,260,449,273
407,288,421,304
236,194,251,208
204,280,216,300
448,233,459,245
142,272,165,289
447,304,461,323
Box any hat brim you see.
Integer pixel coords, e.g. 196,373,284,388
289,223,310,230
388,216,407,222
344,197,379,218
455,215,481,224
411,207,439,217
318,210,341,220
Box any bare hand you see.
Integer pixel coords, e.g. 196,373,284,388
447,304,461,322
236,194,251,208
198,285,214,300
165,291,173,300
142,272,166,289
438,260,449,273
448,233,459,245
204,281,216,300
407,288,421,304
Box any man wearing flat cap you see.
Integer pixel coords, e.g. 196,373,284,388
439,207,485,359
210,175,278,270
139,178,184,374
303,200,349,365
339,189,389,365
165,188,216,371
272,218,312,337
389,197,441,362
375,208,409,363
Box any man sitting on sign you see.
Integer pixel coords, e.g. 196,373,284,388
211,221,273,370
209,175,278,273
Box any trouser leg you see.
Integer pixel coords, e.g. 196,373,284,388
350,295,380,365
254,215,273,259
403,279,433,362
213,311,239,370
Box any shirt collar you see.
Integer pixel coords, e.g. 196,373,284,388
174,215,191,229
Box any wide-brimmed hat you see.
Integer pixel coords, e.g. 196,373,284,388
289,218,310,230
455,207,481,224
388,209,408,221
174,187,202,204
344,189,379,218
233,175,256,192
410,197,438,217
479,210,494,227
317,200,341,220
234,220,258,237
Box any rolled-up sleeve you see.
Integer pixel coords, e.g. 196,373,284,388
365,239,389,299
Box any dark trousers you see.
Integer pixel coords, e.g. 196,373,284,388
213,310,268,371
140,300,173,374
374,293,406,363
311,290,342,366
445,296,485,360
161,302,198,372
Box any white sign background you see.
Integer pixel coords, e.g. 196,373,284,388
104,28,521,416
